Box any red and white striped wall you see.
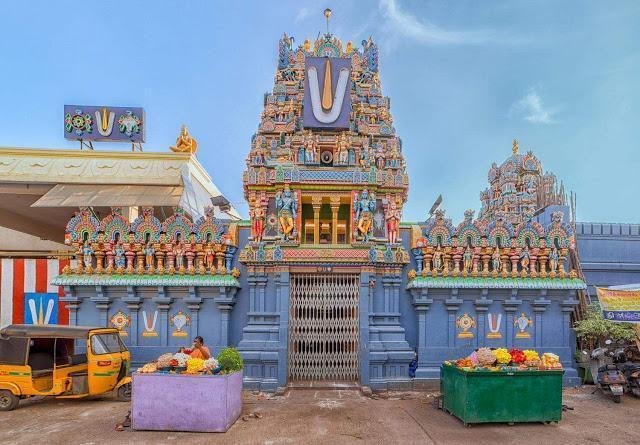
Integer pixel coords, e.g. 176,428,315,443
0,258,73,327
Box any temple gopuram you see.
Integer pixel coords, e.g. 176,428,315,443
10,19,638,392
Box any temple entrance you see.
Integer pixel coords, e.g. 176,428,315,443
288,273,360,381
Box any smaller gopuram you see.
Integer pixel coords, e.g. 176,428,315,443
478,139,566,226
406,141,585,385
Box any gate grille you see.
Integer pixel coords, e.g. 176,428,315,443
288,273,360,381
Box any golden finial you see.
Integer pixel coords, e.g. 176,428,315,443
304,38,311,52
512,139,519,155
324,8,332,34
170,125,198,154
346,41,353,53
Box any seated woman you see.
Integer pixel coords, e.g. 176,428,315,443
189,336,211,360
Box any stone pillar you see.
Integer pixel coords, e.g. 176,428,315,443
184,286,202,339
531,291,550,349
561,291,580,385
445,290,463,348
312,195,322,244
502,291,522,349
91,285,110,327
213,287,238,348
474,290,492,347
368,268,414,390
410,288,433,380
153,286,171,346
330,196,340,244
122,285,141,346
60,286,81,326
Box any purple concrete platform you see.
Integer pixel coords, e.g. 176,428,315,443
131,371,243,432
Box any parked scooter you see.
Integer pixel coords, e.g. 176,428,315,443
617,348,640,397
590,340,627,403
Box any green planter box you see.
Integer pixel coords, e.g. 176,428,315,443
440,363,563,425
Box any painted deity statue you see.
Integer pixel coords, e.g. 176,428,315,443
385,200,401,244
549,247,559,272
204,241,215,270
463,246,473,272
82,241,93,269
338,133,349,165
114,242,126,269
276,188,298,241
520,246,530,271
432,245,443,271
355,189,376,242
170,125,198,154
491,247,502,271
250,202,266,243
174,239,185,269
143,242,155,271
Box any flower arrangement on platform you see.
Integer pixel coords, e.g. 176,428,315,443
186,358,205,374
173,352,190,367
494,348,512,365
136,348,242,375
445,347,562,371
509,348,526,364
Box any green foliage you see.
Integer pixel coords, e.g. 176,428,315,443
217,347,243,373
574,303,637,348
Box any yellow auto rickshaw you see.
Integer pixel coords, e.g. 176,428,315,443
0,324,131,411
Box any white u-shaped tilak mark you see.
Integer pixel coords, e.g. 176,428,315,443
308,66,350,124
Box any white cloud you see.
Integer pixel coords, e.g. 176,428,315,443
295,8,311,24
378,0,497,45
510,88,558,124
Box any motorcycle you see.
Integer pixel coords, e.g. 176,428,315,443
590,340,627,403
616,348,640,397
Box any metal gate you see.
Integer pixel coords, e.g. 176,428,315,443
288,273,360,381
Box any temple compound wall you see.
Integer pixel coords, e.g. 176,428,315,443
53,31,589,391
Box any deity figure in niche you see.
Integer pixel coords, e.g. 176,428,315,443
337,133,349,165
250,201,265,243
549,247,559,272
354,189,376,242
143,242,155,271
432,245,443,271
276,188,298,241
204,237,215,270
114,242,126,269
359,144,371,169
463,245,473,272
385,199,401,244
520,246,530,271
82,241,93,269
174,234,185,269
491,247,502,271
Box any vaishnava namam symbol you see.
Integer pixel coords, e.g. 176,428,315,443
307,58,350,124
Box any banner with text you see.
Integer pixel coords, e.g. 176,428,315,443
596,287,640,323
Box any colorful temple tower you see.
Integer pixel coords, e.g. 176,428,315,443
238,29,414,388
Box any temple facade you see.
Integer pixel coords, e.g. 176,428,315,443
48,29,593,391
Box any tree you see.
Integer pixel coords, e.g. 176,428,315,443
574,303,637,350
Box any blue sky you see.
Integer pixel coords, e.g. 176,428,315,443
0,1,638,223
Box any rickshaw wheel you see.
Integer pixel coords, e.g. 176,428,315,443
117,383,131,402
0,390,19,411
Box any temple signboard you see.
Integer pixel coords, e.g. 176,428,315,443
64,105,145,142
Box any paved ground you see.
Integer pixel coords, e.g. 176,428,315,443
1,386,639,445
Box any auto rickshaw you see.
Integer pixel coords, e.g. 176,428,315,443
0,324,131,411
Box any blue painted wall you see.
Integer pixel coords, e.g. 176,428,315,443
575,222,640,294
